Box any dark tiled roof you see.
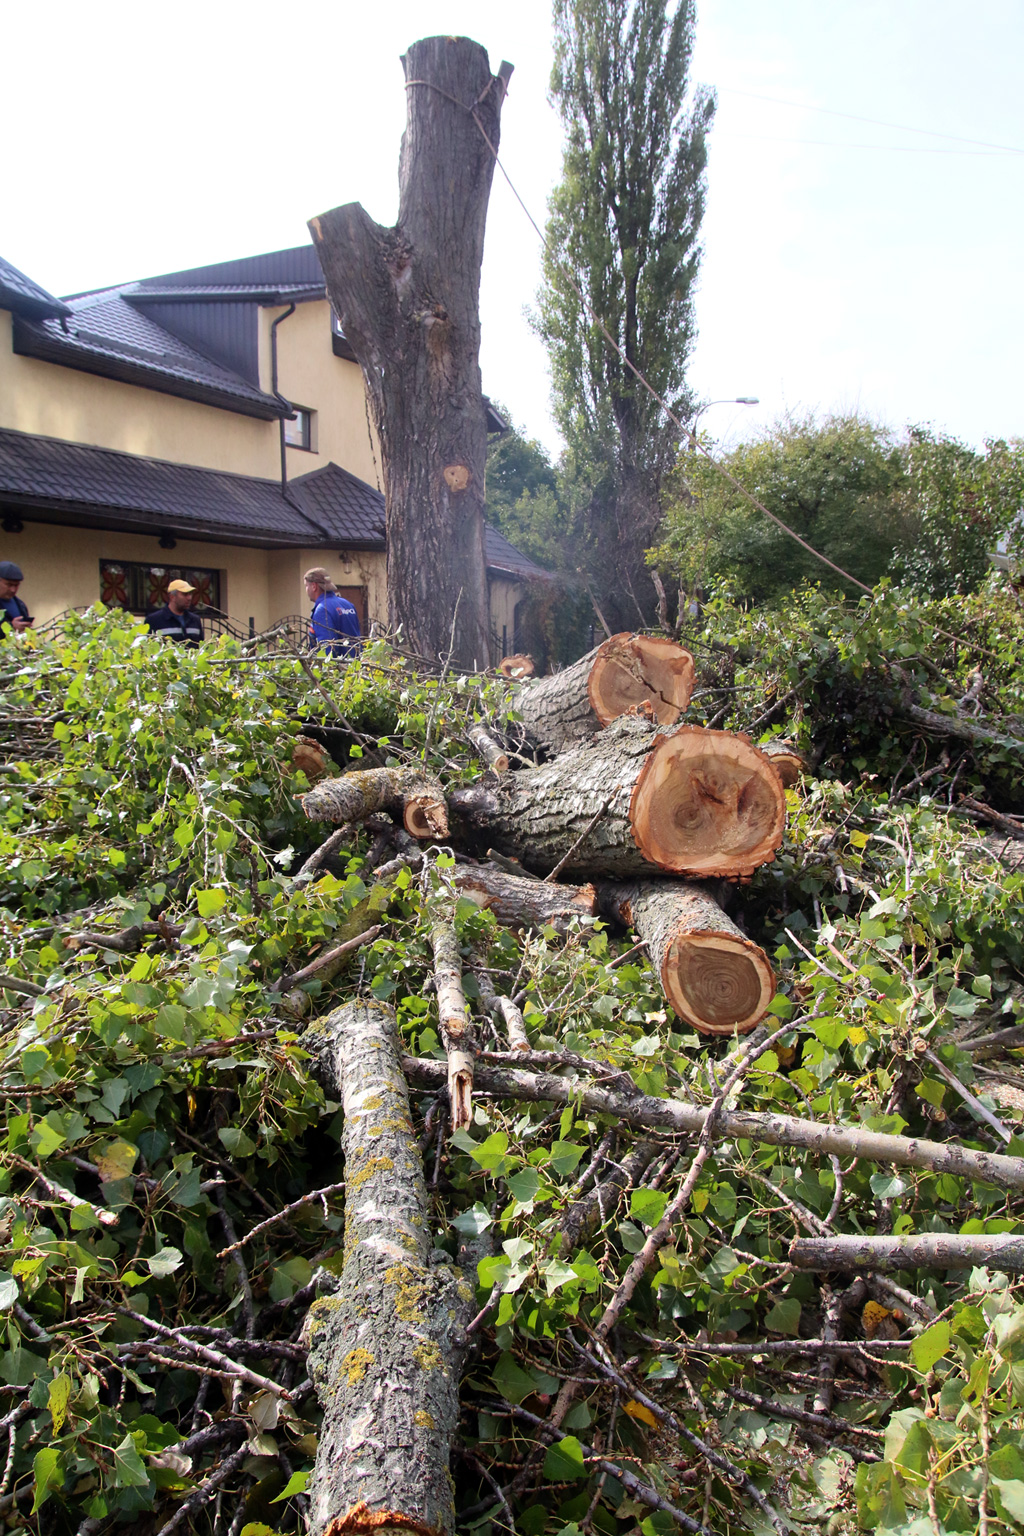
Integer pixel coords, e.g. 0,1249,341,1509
13,287,286,421
125,282,324,304
0,256,71,321
0,429,545,580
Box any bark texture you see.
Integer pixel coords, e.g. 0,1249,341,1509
789,1233,1024,1272
310,38,512,668
301,767,448,840
449,715,785,879
599,881,775,1035
517,633,696,753
303,1001,476,1536
402,1056,1024,1192
428,898,475,1131
466,723,509,774
453,862,596,932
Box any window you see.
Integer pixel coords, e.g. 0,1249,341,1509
284,407,314,451
99,560,221,614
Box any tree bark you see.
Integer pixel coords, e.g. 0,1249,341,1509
303,1002,477,1536
516,633,696,753
599,881,775,1036
402,1055,1024,1192
428,898,475,1131
466,723,509,774
449,715,785,879
759,739,805,788
310,38,513,668
789,1233,1024,1273
301,766,448,840
453,862,596,932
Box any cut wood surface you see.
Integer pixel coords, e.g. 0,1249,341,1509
759,739,805,788
300,765,448,840
499,654,535,679
517,632,696,753
789,1233,1024,1272
467,722,509,774
449,716,786,878
304,1001,476,1536
454,862,596,932
599,881,775,1035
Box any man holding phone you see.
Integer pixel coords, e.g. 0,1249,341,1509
0,562,32,634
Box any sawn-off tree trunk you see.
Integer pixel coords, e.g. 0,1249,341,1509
303,1000,476,1536
449,715,786,879
310,37,513,668
517,632,696,753
599,881,775,1035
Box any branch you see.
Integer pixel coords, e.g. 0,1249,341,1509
789,1232,1024,1272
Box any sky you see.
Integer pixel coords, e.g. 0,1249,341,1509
3,0,1022,461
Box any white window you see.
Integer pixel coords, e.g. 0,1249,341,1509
284,407,315,451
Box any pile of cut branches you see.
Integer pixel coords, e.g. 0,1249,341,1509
0,601,1022,1536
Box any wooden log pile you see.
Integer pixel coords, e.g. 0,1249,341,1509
299,632,795,1040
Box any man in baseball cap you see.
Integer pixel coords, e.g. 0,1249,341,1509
0,561,32,635
144,578,204,645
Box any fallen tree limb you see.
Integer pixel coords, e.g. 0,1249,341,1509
301,765,448,839
402,1055,1024,1191
471,953,530,1051
302,1001,477,1536
453,862,596,933
271,926,382,994
429,896,475,1131
789,1232,1024,1272
901,701,1024,756
466,723,509,774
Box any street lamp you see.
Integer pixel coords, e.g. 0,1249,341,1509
688,396,759,445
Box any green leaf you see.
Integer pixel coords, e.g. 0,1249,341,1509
48,1373,72,1434
910,1319,950,1374
506,1168,541,1204
271,1469,309,1503
630,1187,668,1227
994,1479,1024,1523
813,1018,849,1050
869,1172,907,1199
31,1447,62,1512
618,1221,646,1254
543,1436,587,1481
0,1272,18,1312
113,1433,151,1488
145,1247,183,1278
451,1202,493,1236
765,1297,802,1335
218,1126,256,1157
491,1352,537,1405
547,1140,585,1176
196,888,227,918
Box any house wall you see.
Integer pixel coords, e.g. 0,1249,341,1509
0,313,281,479
488,577,527,657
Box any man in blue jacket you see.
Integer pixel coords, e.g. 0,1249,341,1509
304,567,360,657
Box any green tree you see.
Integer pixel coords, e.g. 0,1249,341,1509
651,413,907,607
536,0,714,631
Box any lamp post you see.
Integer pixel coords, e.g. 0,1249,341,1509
688,396,759,445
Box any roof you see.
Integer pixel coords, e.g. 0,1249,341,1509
0,427,545,580
0,256,71,321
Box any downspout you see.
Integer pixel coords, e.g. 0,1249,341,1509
269,301,332,541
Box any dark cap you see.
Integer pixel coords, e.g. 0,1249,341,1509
0,562,24,582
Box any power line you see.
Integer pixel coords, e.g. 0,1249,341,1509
721,86,1024,156
718,132,1010,157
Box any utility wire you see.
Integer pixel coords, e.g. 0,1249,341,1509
721,86,1024,157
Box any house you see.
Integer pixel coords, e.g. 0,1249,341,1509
0,245,545,652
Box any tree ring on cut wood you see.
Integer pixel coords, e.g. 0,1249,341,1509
630,728,786,877
664,932,773,1035
588,632,695,728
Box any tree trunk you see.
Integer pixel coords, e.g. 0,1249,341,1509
789,1233,1024,1273
599,881,775,1036
517,633,696,753
453,862,596,932
449,716,785,879
310,38,513,668
303,1001,477,1536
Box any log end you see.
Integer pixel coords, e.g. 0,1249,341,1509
761,740,805,789
403,795,449,840
631,728,787,877
663,930,775,1036
499,653,535,679
589,633,695,729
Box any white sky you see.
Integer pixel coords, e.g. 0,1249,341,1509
4,0,1022,461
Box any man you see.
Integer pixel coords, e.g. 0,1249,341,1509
0,561,31,634
304,567,360,657
145,579,205,645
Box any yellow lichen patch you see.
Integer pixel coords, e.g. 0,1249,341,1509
306,1293,345,1341
384,1262,431,1324
349,1155,394,1191
344,1348,375,1386
414,1409,436,1430
382,1115,413,1135
360,1094,384,1112
413,1341,442,1371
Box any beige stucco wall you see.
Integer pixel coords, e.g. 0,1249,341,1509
0,312,282,479
488,577,527,656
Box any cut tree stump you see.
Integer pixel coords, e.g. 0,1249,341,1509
760,739,805,788
453,862,596,932
599,881,775,1035
300,765,448,840
517,632,696,753
303,1000,477,1536
450,715,785,879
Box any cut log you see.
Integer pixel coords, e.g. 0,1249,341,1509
471,951,531,1051
517,632,696,753
300,765,448,840
789,1233,1024,1273
467,722,509,774
499,653,535,679
760,739,805,788
599,881,775,1036
453,862,596,933
303,1001,477,1536
428,897,475,1131
449,715,785,879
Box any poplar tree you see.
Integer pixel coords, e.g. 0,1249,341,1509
537,0,714,631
